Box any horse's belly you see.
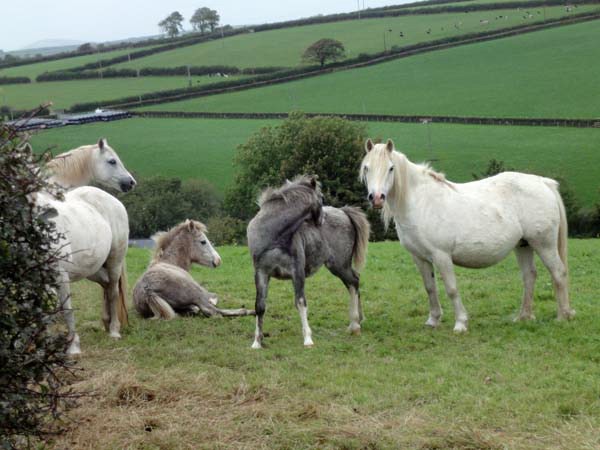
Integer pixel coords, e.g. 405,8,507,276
451,241,515,268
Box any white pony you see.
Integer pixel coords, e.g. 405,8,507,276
32,138,134,355
360,139,574,332
45,138,136,192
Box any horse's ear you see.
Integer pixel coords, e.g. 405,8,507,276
98,138,106,151
186,219,194,231
365,139,374,153
309,176,317,189
385,139,394,153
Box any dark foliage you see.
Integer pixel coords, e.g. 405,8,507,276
302,39,346,67
118,177,222,238
0,119,74,448
0,76,30,85
223,112,390,240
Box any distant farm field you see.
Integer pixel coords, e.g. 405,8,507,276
52,240,600,449
113,6,597,70
0,76,245,110
0,46,158,80
30,117,600,206
138,20,600,119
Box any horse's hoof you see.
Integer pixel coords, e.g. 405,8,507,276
425,317,441,328
558,309,576,321
514,313,536,322
453,323,468,333
208,297,218,306
109,332,122,339
251,340,262,349
304,338,315,348
348,323,361,335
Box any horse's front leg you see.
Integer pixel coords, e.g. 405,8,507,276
292,264,313,348
412,254,443,328
434,254,468,332
58,273,81,355
251,270,270,349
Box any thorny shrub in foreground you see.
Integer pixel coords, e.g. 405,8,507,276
0,120,76,448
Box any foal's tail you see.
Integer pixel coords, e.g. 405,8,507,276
117,263,129,327
341,206,371,271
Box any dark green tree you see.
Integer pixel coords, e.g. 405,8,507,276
224,112,389,239
190,7,220,33
302,38,346,67
158,11,185,38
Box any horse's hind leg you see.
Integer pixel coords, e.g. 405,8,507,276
514,246,537,321
58,273,81,355
412,254,443,328
251,270,270,349
87,267,110,330
533,244,575,320
292,265,314,347
434,254,468,332
327,264,362,335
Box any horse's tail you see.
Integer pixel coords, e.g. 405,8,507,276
146,292,177,320
554,182,569,276
341,206,370,271
117,262,129,327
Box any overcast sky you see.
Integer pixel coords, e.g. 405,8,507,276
1,0,407,51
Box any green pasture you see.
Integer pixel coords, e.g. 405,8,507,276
0,76,245,111
0,46,158,80
138,20,600,119
54,240,600,448
113,6,596,70
30,117,600,206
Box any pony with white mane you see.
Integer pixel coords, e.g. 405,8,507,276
360,139,574,332
45,138,136,192
30,138,135,354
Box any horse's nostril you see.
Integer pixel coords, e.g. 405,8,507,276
368,193,374,201
381,193,386,200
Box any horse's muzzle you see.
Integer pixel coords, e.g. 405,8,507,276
369,192,385,209
120,178,136,192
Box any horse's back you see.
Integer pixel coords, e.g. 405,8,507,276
66,186,129,252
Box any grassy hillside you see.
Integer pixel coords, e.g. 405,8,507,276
113,6,596,70
0,46,158,80
138,20,600,119
52,240,600,448
0,76,245,110
30,117,600,206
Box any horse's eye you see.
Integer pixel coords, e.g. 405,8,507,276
108,159,117,165
389,166,394,172
200,240,207,245
363,166,369,173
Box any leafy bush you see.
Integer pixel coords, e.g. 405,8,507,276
118,177,222,238
0,122,73,447
206,215,247,246
224,112,390,240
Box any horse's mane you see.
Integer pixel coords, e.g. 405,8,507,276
151,220,207,261
258,175,322,208
46,145,95,186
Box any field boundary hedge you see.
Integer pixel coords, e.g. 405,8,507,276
0,76,30,84
133,111,600,128
14,0,599,77
68,12,600,113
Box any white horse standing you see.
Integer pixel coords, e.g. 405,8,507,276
360,139,574,332
33,138,135,354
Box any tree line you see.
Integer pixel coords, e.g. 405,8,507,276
159,7,221,38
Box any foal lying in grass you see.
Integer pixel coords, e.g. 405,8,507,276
133,219,254,319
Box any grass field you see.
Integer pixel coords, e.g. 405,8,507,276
51,239,600,449
0,46,158,80
112,6,597,71
30,117,600,206
0,76,245,110
138,20,600,119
